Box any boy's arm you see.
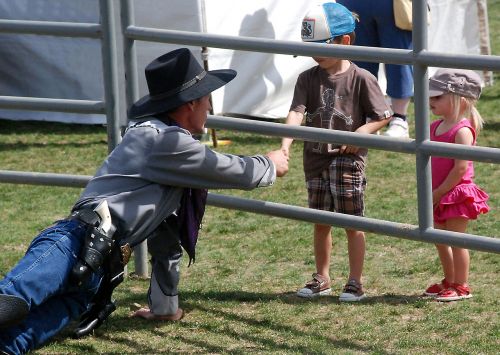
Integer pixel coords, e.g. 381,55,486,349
355,116,392,134
340,116,392,155
281,110,304,158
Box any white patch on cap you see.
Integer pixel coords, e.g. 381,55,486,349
302,18,316,40
301,5,332,42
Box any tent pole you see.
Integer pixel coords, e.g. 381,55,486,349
477,0,493,86
198,0,218,147
202,46,218,147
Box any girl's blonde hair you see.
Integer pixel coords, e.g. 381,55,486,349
449,93,484,134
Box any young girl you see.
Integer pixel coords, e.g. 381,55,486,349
424,68,490,302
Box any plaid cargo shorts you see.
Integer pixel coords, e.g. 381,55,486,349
307,156,367,216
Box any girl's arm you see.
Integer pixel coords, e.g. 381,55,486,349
432,127,474,205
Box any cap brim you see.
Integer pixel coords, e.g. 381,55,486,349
428,88,445,97
129,69,236,120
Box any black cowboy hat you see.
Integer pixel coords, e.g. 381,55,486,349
129,48,236,119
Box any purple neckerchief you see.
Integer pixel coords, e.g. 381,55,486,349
178,188,208,266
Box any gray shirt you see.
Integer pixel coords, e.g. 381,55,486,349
73,118,276,246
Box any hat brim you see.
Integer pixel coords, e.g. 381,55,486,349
428,88,445,97
129,69,236,120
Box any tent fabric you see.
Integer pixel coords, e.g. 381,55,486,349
0,0,490,124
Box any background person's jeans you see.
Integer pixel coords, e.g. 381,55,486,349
0,219,103,354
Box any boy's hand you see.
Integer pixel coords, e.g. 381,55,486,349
281,146,290,159
339,144,360,155
266,149,289,177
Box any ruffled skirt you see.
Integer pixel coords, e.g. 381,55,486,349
434,183,490,224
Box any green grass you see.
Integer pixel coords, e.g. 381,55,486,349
1,122,498,354
1,3,500,353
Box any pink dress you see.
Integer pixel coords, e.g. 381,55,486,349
431,118,490,224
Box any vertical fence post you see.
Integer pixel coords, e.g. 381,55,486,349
413,0,433,234
99,0,122,152
121,0,149,278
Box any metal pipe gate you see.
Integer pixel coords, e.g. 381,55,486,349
0,1,498,279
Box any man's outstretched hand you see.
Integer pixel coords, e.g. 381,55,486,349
266,149,289,177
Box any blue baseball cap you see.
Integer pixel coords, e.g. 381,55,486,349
301,2,355,42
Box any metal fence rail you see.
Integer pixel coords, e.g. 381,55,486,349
0,1,498,279
0,0,121,151
2,166,498,255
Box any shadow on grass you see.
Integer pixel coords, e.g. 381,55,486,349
0,119,107,152
152,317,379,354
102,305,394,355
43,289,428,354
0,140,107,152
117,288,426,307
0,119,104,135
81,289,427,353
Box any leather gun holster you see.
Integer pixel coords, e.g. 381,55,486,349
70,201,116,286
69,200,131,338
73,242,131,338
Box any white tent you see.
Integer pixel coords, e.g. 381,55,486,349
0,0,491,124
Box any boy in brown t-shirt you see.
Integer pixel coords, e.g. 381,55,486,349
281,2,392,301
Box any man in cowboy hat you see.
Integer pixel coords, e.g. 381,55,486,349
0,47,288,354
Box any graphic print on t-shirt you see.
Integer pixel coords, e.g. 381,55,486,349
306,88,352,153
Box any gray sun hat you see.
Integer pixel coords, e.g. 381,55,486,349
429,68,482,99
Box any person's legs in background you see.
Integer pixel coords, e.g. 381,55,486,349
338,0,414,138
384,95,411,138
375,0,414,138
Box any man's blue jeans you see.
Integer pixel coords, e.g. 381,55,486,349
0,219,102,354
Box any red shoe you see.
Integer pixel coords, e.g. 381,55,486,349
436,283,472,302
424,278,451,296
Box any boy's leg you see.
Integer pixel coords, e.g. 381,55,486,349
314,224,332,279
308,172,334,280
337,229,366,302
345,229,365,283
297,174,333,298
329,156,367,301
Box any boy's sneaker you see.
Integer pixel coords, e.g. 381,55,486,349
424,278,452,296
296,273,331,298
383,117,409,138
339,279,366,302
436,283,472,302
